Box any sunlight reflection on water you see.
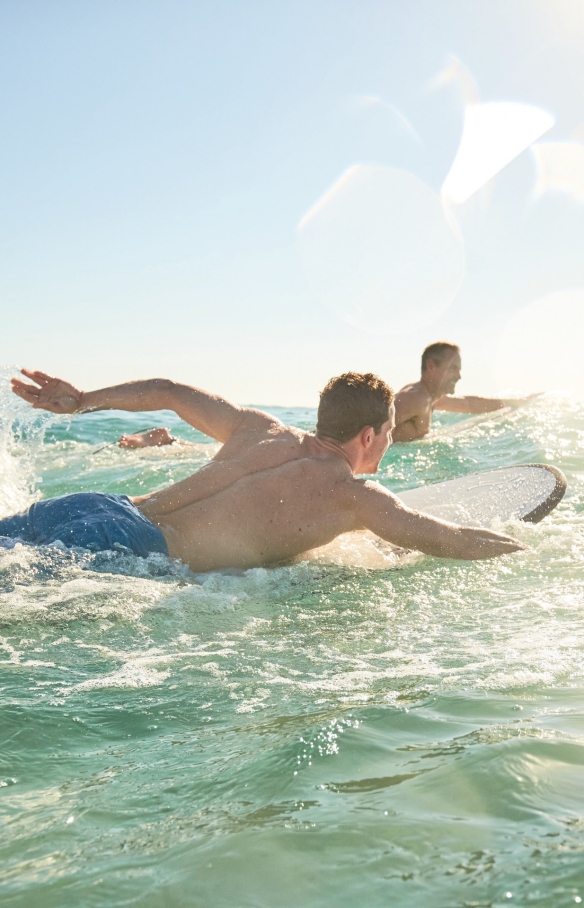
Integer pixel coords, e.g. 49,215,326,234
1,394,584,907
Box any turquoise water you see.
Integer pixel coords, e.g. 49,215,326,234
2,382,584,907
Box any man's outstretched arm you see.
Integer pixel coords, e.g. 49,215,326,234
11,369,271,443
354,480,525,560
433,392,540,415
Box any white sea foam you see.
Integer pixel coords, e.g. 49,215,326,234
1,392,584,908
0,368,43,516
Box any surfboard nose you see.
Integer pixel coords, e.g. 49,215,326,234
397,464,567,528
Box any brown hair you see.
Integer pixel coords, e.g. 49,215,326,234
421,341,460,373
316,372,394,443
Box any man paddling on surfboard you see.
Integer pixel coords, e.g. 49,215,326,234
110,341,536,450
393,341,536,442
8,369,525,570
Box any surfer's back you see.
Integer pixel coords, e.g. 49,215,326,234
159,449,359,571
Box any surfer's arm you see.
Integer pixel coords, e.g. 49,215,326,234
355,481,525,560
11,370,275,443
503,392,542,407
433,395,507,414
433,393,540,414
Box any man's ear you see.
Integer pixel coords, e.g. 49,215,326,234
361,425,375,447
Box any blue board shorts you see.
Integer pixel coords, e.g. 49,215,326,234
0,492,168,558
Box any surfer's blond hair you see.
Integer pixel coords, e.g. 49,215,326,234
316,372,394,443
421,341,460,373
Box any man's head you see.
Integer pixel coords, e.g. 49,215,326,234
421,341,461,396
317,372,395,473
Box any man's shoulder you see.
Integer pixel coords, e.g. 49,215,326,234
396,381,427,400
340,477,402,523
217,414,304,460
235,410,307,442
394,382,431,423
240,408,284,430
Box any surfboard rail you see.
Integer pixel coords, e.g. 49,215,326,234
513,463,567,523
398,462,567,527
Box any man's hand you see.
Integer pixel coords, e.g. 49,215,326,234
11,369,82,414
503,392,543,409
11,371,279,444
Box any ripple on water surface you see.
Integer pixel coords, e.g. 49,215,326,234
1,391,584,906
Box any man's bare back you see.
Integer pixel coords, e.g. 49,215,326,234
157,438,361,570
11,369,525,571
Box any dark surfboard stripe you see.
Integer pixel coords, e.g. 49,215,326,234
519,464,567,523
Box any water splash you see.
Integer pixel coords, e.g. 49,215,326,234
0,366,62,517
1,396,584,907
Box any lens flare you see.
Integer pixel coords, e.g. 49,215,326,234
442,102,554,204
298,165,464,334
496,288,584,397
532,141,584,202
426,54,480,105
353,95,422,145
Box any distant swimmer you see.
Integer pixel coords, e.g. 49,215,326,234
393,341,537,443
8,369,525,571
118,427,189,448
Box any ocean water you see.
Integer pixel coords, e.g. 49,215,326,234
2,381,584,908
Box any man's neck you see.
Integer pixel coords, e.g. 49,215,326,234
420,375,443,403
313,434,354,472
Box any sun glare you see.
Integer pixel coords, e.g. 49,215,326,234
298,165,464,334
442,102,554,204
355,95,422,145
496,288,584,397
532,141,584,202
426,54,480,105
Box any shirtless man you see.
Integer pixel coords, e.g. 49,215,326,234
118,427,180,448
393,341,534,442
7,369,524,571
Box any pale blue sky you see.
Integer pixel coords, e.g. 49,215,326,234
1,1,584,403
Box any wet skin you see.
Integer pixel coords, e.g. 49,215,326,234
11,370,525,571
393,352,533,443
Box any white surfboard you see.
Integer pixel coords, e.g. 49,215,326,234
307,463,566,568
398,463,566,527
